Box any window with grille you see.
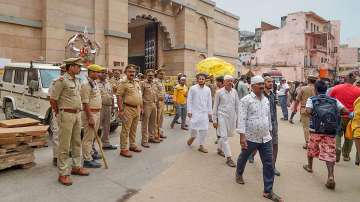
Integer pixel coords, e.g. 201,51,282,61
145,23,158,70
14,69,25,85
3,68,13,83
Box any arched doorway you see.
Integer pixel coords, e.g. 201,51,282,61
128,16,172,73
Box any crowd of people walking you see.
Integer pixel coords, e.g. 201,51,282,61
48,57,360,202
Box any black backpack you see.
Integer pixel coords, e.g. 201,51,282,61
310,95,341,135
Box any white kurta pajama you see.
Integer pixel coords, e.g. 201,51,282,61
213,88,240,157
187,84,212,145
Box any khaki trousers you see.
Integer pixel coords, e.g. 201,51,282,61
141,102,157,143
100,106,112,146
120,106,139,150
157,101,165,135
57,110,82,176
50,111,59,158
82,111,101,161
300,111,310,143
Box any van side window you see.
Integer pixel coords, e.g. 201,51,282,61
27,69,38,86
14,69,25,85
3,68,13,82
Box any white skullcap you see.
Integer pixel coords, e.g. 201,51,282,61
180,77,186,80
224,75,234,80
251,75,264,85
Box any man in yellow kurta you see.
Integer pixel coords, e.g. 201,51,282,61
170,76,188,130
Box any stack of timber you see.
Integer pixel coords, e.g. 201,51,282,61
0,118,48,170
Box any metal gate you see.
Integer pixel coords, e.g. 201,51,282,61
144,22,158,71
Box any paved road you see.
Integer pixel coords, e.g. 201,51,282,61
0,111,359,202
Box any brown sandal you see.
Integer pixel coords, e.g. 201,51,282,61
263,192,283,202
325,178,336,190
303,165,313,173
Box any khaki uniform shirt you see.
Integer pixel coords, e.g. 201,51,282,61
154,79,166,101
80,77,102,109
51,73,82,110
110,77,121,92
116,78,142,106
97,79,113,106
141,81,158,103
296,84,315,108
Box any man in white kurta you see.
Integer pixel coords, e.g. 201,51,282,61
213,75,239,167
187,73,212,153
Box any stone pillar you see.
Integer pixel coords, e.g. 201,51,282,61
105,0,130,68
94,0,107,66
41,0,66,62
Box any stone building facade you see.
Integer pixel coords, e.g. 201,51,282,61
241,11,340,81
0,0,239,76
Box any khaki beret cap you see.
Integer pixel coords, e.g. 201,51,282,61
63,57,83,66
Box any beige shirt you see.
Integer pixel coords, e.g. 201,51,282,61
50,73,82,110
296,84,315,107
116,78,142,106
97,79,113,106
141,80,158,103
109,77,121,92
155,78,166,101
80,77,102,109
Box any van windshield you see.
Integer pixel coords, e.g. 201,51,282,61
39,69,88,88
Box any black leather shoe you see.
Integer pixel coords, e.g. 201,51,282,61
83,160,101,168
92,152,102,160
274,168,281,176
102,145,117,150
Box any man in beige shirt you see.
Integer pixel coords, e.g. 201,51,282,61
295,75,317,149
141,69,160,148
50,57,89,186
155,68,167,139
98,69,117,150
116,65,143,158
80,64,105,168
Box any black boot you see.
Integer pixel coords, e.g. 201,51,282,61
83,160,102,168
289,112,296,124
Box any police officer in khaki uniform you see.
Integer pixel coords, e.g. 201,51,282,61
110,68,122,93
98,69,117,150
48,64,66,167
80,64,105,168
155,68,167,139
50,58,89,186
116,65,143,158
295,75,317,149
141,69,160,148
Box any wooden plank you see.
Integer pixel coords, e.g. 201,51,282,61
0,136,16,145
0,149,6,155
0,118,40,128
16,136,32,143
0,144,17,150
0,150,35,170
28,141,47,147
0,126,49,137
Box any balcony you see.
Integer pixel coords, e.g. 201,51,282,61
310,45,327,54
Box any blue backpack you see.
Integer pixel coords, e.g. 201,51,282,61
310,95,341,135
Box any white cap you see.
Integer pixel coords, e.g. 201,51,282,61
251,75,264,85
180,77,186,80
224,75,234,80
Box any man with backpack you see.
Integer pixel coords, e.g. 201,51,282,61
303,80,349,190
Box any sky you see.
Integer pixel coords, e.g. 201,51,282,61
215,0,359,44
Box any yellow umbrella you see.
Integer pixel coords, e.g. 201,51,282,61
196,57,235,77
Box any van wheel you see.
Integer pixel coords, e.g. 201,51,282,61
4,102,15,120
